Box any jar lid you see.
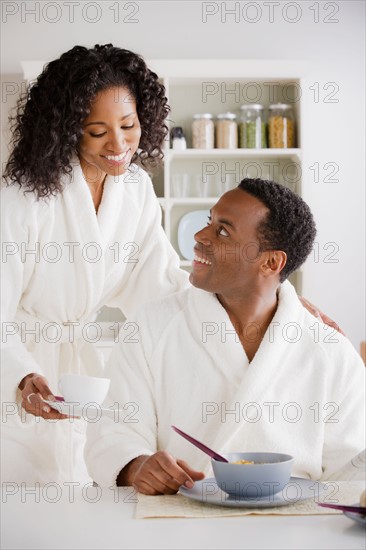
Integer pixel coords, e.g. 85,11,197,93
193,113,213,119
268,103,292,110
217,112,237,120
240,104,264,110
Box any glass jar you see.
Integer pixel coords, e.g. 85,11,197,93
216,112,238,149
192,114,214,149
239,104,266,148
268,104,295,148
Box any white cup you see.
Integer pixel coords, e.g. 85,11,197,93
216,174,236,196
172,174,190,197
58,374,110,406
193,174,216,197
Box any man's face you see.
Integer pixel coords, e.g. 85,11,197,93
189,189,270,297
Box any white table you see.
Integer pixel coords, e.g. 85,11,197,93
1,487,365,550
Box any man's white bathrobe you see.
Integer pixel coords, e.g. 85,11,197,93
1,160,188,484
85,282,365,487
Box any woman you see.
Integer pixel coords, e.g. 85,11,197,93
1,44,189,485
1,44,339,485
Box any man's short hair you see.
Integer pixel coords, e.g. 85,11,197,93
238,178,317,282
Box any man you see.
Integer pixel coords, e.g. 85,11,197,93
85,179,365,494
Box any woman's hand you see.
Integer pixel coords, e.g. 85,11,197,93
19,373,70,420
299,296,345,335
118,451,205,495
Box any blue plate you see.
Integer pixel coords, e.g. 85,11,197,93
179,477,326,509
177,210,210,260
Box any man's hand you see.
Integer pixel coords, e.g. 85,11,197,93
118,451,205,495
19,373,70,420
299,296,345,335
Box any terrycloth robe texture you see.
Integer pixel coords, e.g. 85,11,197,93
1,160,188,484
85,282,365,487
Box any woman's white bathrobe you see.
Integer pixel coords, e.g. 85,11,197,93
1,160,188,484
85,282,365,487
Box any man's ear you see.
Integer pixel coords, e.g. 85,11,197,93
261,251,287,278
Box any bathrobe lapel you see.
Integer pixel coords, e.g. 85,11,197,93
95,173,126,249
189,287,250,383
207,281,304,453
59,160,107,316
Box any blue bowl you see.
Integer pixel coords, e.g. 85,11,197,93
212,452,294,499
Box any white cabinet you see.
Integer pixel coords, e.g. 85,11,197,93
148,60,303,291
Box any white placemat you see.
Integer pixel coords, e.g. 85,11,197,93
135,481,364,519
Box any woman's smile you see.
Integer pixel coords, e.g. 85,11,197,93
101,149,132,166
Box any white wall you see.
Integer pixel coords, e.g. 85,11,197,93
1,0,365,349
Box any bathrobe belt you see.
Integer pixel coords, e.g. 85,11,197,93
15,309,96,345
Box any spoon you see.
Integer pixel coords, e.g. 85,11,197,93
171,425,228,462
318,502,366,515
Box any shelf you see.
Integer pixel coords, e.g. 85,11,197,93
166,149,302,161
158,198,217,208
169,198,219,205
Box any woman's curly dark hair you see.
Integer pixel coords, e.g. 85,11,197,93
238,178,316,282
4,44,170,198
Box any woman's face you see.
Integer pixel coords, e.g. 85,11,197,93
78,86,141,184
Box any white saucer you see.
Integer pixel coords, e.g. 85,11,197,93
179,477,326,508
44,400,120,417
177,210,210,260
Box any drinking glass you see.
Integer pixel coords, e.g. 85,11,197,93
172,174,190,197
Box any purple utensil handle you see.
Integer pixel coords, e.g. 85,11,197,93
318,502,366,514
55,395,65,402
171,425,228,462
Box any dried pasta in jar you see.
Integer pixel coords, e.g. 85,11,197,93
268,104,295,148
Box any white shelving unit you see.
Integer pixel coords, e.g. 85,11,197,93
148,60,304,292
